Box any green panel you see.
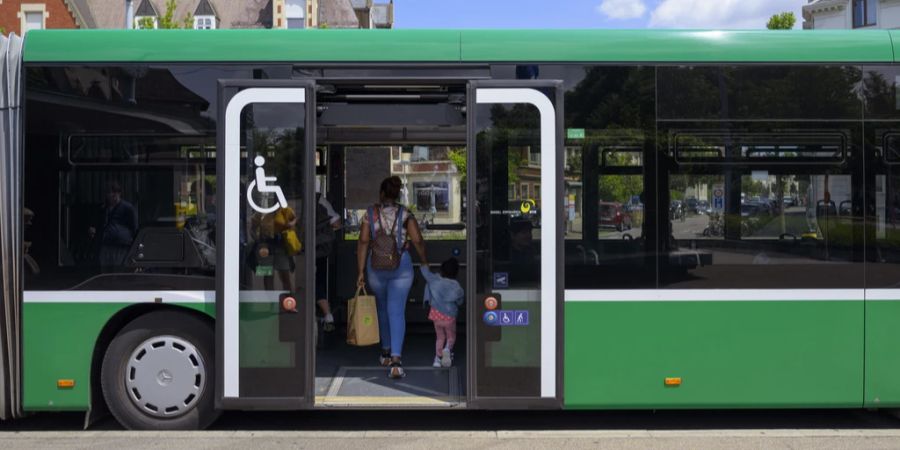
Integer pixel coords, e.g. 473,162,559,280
22,29,896,64
23,29,462,63
564,300,864,409
461,29,894,63
891,31,900,62
485,301,539,367
22,301,213,411
865,299,900,407
239,302,293,368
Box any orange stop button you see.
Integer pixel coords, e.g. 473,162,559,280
484,296,499,310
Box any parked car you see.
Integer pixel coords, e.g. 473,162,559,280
685,197,698,213
695,200,710,215
599,201,633,231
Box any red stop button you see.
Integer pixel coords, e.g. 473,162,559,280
484,296,498,311
282,296,297,312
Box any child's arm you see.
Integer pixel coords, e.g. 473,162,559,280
419,265,439,283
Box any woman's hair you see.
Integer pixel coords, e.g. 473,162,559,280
380,176,402,202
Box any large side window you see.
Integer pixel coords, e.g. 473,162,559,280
863,66,900,288
560,66,656,289
657,66,864,289
24,65,289,290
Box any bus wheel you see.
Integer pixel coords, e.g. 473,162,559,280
100,310,219,430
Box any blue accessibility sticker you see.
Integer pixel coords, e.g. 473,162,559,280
499,310,514,326
483,311,499,326
493,272,509,289
514,310,529,326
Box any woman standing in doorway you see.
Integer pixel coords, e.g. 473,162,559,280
357,176,428,379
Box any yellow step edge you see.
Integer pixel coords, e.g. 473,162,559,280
315,396,456,406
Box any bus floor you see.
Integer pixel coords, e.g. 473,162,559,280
314,323,466,408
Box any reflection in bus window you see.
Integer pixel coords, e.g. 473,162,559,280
663,131,863,289
343,145,466,241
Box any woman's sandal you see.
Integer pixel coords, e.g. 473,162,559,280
379,350,392,367
389,361,405,379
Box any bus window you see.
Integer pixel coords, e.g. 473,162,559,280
343,145,466,242
661,130,863,290
560,66,656,290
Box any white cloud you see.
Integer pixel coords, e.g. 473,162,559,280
597,0,648,20
648,0,807,29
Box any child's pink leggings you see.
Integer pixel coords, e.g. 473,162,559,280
433,318,456,356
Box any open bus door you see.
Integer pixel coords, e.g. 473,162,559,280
0,33,23,420
466,80,564,408
215,80,316,409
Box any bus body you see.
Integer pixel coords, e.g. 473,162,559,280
1,28,900,428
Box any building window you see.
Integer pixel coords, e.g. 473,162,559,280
853,0,876,28
134,16,158,29
413,181,450,213
19,4,47,34
24,11,43,32
194,16,215,29
287,0,306,29
528,147,541,165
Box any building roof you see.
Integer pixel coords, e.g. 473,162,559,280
194,0,217,17
64,0,98,28
135,0,159,17
21,29,900,63
349,0,372,9
320,0,360,28
62,0,273,29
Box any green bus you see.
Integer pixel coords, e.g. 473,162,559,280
1,28,900,429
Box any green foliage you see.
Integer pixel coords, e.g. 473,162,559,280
766,12,796,30
597,151,642,203
136,16,156,29
447,148,467,184
137,0,192,29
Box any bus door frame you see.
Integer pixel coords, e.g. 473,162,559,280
466,79,565,409
215,79,317,410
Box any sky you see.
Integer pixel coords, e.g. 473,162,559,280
394,0,809,29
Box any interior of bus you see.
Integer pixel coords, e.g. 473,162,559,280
311,82,471,407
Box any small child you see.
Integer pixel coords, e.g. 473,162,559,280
421,258,464,368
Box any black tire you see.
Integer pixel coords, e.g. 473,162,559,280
100,310,220,430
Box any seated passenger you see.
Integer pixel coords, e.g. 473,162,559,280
421,258,464,368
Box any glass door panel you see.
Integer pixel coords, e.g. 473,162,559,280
217,81,314,407
468,82,562,406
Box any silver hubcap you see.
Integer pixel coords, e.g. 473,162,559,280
125,335,205,418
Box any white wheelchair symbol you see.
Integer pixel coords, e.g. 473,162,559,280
247,155,288,214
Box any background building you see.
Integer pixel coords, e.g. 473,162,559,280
1,0,392,33
803,0,900,29
0,0,78,35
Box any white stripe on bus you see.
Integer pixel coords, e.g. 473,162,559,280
23,290,287,304
564,289,865,302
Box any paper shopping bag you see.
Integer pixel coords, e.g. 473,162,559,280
347,287,379,346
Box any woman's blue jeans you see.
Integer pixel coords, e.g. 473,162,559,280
367,252,414,358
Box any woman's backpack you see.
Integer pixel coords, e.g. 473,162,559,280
368,205,403,271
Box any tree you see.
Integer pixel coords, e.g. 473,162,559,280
447,148,466,184
137,0,193,29
766,12,796,30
